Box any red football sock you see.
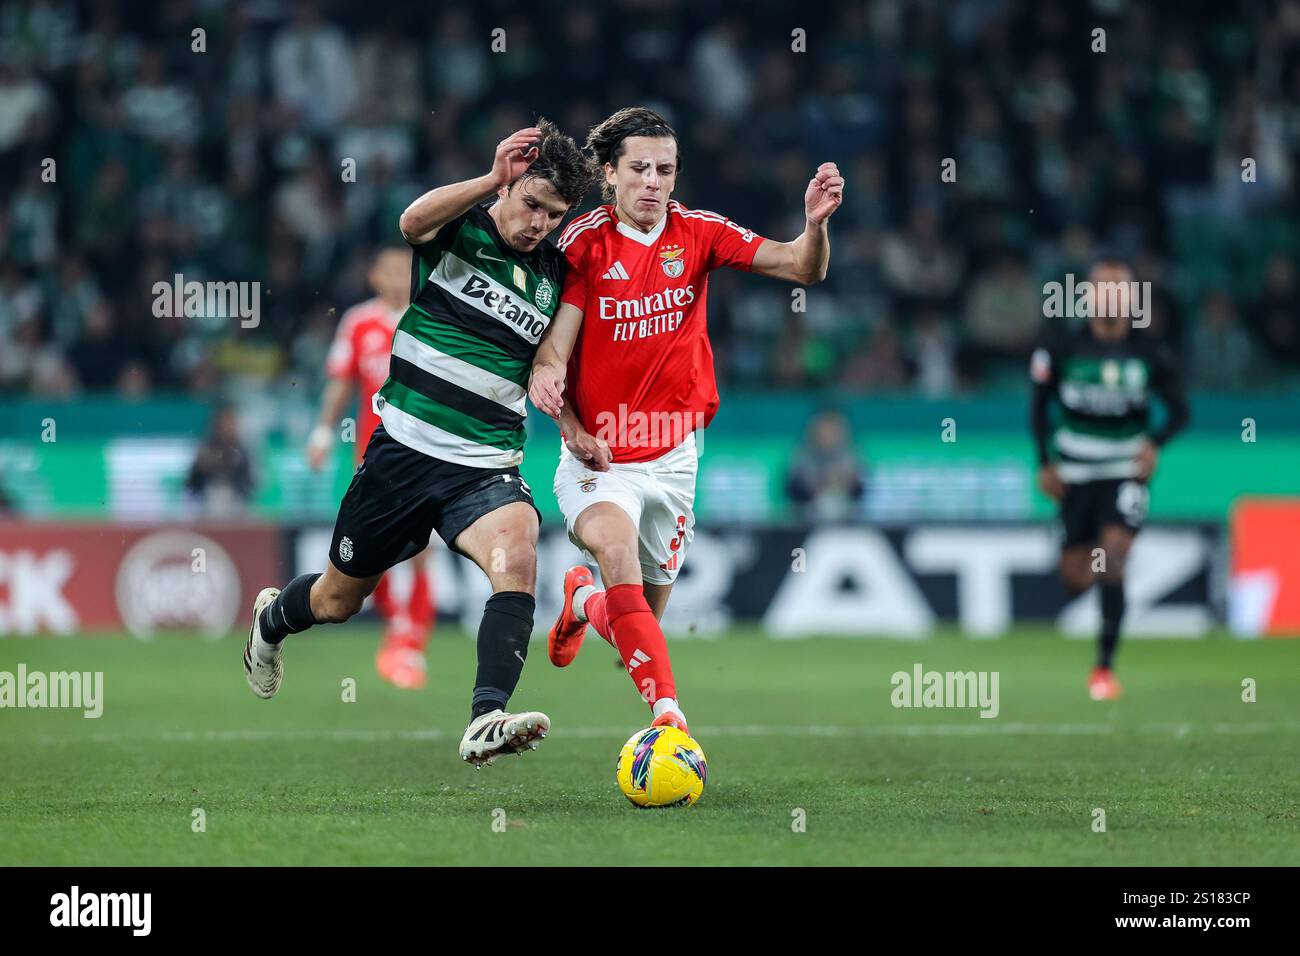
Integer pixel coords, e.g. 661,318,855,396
408,566,435,648
604,583,675,707
583,589,614,646
371,574,396,621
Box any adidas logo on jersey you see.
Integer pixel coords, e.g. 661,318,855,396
602,261,630,280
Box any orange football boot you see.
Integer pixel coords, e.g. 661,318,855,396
548,565,594,667
651,711,690,736
1087,666,1121,701
376,621,427,690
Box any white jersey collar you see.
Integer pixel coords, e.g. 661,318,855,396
615,207,668,246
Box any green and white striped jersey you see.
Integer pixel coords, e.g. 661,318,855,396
376,204,565,468
1030,324,1188,482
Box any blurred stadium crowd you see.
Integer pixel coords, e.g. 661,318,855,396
2,0,1299,403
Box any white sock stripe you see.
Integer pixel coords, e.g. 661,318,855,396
652,698,681,720
572,584,597,621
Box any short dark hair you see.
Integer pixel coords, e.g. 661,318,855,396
1089,251,1135,278
585,107,680,202
513,117,598,208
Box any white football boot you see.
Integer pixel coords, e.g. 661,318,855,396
243,587,285,699
459,710,550,768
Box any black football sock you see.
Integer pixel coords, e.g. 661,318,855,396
470,591,535,720
258,573,322,644
1098,580,1125,670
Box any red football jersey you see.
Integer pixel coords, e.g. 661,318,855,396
325,297,402,459
557,200,767,463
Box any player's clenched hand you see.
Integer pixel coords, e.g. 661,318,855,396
490,128,542,188
1037,464,1065,502
529,364,565,419
564,429,612,472
1133,441,1158,480
805,162,844,224
306,425,332,472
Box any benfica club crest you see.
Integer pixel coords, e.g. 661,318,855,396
659,245,686,279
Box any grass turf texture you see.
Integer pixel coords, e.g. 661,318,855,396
1,626,1297,866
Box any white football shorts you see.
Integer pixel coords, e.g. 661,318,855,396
553,433,698,585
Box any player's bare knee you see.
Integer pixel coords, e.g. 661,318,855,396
1059,556,1093,595
489,542,537,593
1098,533,1132,580
1061,572,1091,596
1097,550,1129,582
510,541,538,573
594,540,639,582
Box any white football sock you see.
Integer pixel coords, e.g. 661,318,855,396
652,697,683,720
571,584,597,622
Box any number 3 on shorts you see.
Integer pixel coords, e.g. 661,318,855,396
668,515,686,553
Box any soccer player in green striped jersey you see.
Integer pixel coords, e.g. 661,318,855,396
243,121,598,767
1030,258,1189,701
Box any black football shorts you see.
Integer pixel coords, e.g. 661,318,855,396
328,425,539,578
1060,477,1149,549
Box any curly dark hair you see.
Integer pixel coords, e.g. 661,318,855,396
513,117,599,208
585,107,681,202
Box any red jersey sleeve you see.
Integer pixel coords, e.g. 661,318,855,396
325,311,359,381
702,212,766,272
559,234,589,312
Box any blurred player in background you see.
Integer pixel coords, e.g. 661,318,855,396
308,247,436,690
245,122,597,766
1031,258,1190,700
529,106,843,735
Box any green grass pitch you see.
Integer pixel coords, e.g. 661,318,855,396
1,626,1297,866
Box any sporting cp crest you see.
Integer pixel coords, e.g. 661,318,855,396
534,277,554,311
659,245,686,279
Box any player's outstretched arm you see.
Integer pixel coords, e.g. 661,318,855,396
398,127,543,244
750,162,844,285
307,378,351,471
529,301,583,418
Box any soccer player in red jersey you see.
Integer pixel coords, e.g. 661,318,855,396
309,247,437,689
529,107,844,733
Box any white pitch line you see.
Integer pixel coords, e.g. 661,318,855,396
18,720,1300,747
